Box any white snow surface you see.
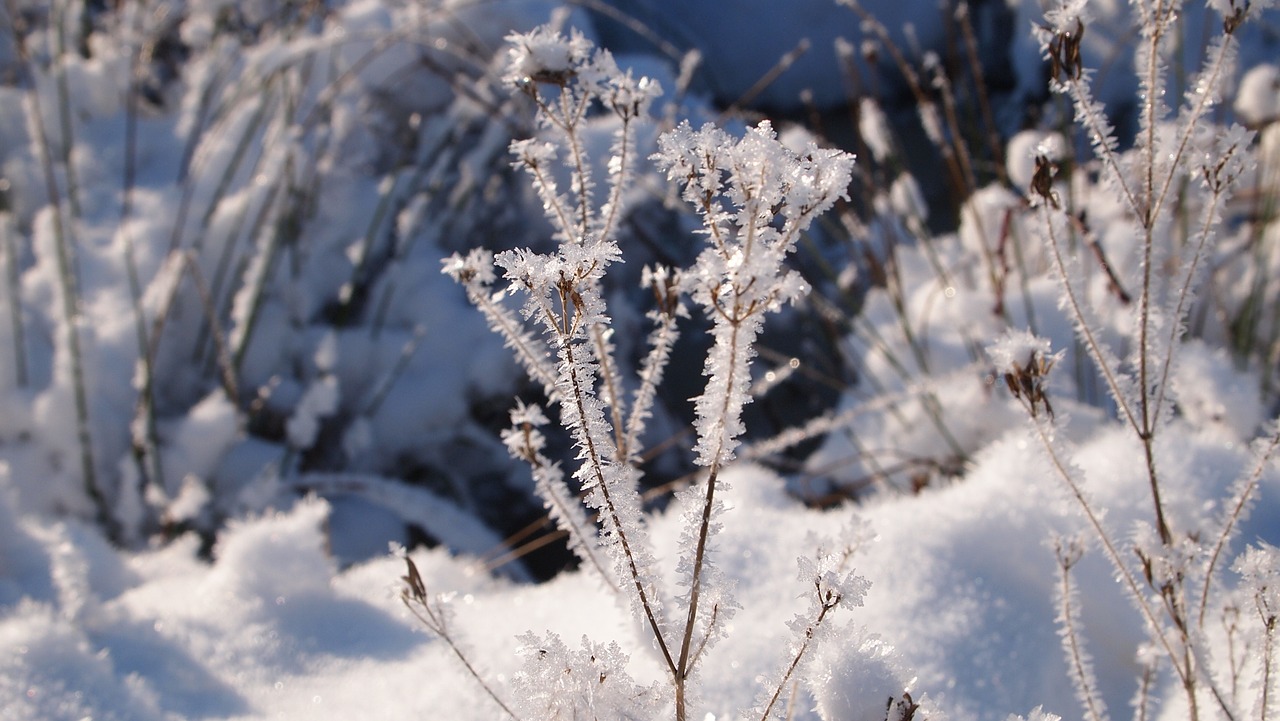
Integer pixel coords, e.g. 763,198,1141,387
2,415,1275,719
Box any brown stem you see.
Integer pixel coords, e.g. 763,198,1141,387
561,339,677,678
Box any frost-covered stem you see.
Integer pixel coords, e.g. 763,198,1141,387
182,75,279,254
520,152,578,245
1036,405,1237,721
1007,211,1042,333
1151,181,1228,432
1224,605,1243,705
1062,77,1140,217
400,558,524,721
839,0,966,193
446,252,558,394
1132,0,1178,546
1025,408,1191,693
893,316,967,457
481,294,558,395
851,305,940,421
1135,190,1173,548
199,136,284,368
560,337,677,677
758,584,841,721
1182,644,1204,721
53,228,99,526
928,61,1001,302
1261,602,1276,721
1038,203,1141,433
685,601,722,673
1151,33,1237,223
0,14,39,386
1139,440,1172,547
562,91,593,237
931,63,979,200
121,9,165,496
521,266,672,667
675,466,719,719
595,109,633,247
174,44,227,184
504,402,616,589
1199,427,1280,625
360,325,425,417
589,110,640,458
883,246,937,363
677,307,744,693
1133,653,1157,721
744,390,902,460
1,216,28,387
526,85,593,239
530,455,615,587
182,251,239,401
1138,1,1171,225
26,81,105,529
228,178,287,377
1056,542,1110,721
333,169,401,323
590,325,629,460
675,491,716,721
955,0,1006,184
624,307,679,463
850,240,965,459
52,0,82,219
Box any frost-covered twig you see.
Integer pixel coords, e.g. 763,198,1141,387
1199,423,1280,625
1020,3,1279,718
510,631,662,720
1054,537,1110,721
51,0,83,220
1148,134,1250,432
756,549,868,720
400,557,523,721
443,249,558,395
501,400,615,588
623,265,685,464
22,66,105,530
118,4,168,510
0,213,28,388
1233,545,1280,721
837,0,966,198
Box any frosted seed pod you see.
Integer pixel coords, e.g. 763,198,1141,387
1007,130,1066,191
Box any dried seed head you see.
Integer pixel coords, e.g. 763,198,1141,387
1045,18,1085,82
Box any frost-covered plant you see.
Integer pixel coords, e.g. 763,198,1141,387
984,0,1280,718
801,0,1280,716
428,24,878,721
804,0,1280,503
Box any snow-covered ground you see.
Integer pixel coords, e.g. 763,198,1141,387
1,0,1279,719
2,416,1275,719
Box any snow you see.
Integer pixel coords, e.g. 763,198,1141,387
5,412,1270,719
1236,63,1280,126
0,0,1279,720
